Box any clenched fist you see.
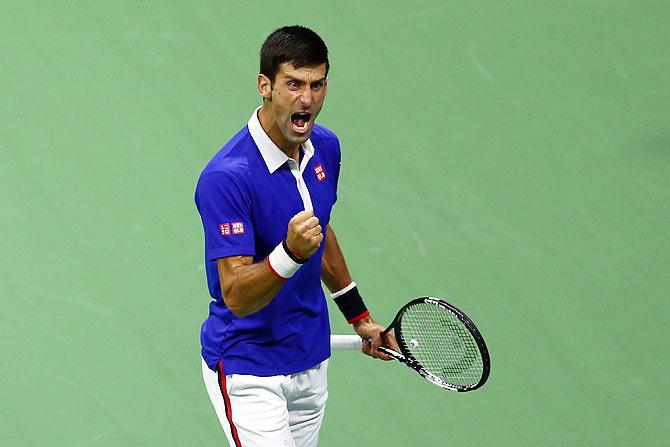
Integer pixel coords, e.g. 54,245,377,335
285,210,323,260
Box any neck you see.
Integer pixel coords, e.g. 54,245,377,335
258,104,300,162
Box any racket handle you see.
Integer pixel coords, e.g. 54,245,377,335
330,335,362,350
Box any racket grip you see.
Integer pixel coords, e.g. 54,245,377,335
330,335,363,350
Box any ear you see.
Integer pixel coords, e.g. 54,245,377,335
258,74,272,101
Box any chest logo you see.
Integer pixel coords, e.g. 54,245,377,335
314,163,326,182
220,223,231,236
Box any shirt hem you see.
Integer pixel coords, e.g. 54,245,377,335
207,247,255,261
205,352,331,377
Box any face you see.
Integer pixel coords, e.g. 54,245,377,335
258,62,328,150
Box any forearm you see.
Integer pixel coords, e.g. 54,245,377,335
321,224,353,293
320,225,395,358
217,257,285,317
220,211,323,317
321,224,371,324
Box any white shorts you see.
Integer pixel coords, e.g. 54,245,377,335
201,358,329,447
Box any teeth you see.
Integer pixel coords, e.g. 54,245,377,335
293,120,308,132
291,113,310,132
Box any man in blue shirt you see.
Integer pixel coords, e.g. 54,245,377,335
196,26,395,446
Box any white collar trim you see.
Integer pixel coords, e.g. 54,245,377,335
247,106,314,174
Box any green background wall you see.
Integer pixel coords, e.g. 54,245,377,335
2,1,668,445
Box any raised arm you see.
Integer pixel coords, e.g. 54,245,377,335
219,210,323,317
217,255,284,317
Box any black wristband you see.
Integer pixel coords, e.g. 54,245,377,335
333,285,369,323
282,239,307,264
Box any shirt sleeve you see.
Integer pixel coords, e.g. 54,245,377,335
195,170,256,261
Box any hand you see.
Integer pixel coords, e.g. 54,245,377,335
352,316,398,361
286,210,323,260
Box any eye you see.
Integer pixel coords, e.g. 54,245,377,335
311,81,324,91
287,80,299,90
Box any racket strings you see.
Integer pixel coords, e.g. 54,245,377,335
399,303,483,388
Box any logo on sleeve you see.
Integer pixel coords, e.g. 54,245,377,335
220,222,244,236
231,222,245,235
314,163,326,182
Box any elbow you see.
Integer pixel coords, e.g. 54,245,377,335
223,292,251,318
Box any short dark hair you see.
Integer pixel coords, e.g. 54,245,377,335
260,25,329,83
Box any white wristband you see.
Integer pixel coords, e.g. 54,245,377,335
331,281,357,299
267,242,302,279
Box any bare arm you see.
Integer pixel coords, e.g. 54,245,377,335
218,210,323,317
217,255,285,317
321,224,397,360
321,224,353,293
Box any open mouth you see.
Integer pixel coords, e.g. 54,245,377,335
291,112,312,134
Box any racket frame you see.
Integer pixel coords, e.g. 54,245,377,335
380,297,490,392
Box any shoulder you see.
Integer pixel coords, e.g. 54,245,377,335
310,123,341,159
201,126,259,177
196,126,259,197
310,123,340,144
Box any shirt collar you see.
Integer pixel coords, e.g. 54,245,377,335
247,106,315,174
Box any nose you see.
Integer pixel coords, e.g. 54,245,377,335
299,87,313,107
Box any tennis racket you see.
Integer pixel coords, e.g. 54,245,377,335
331,297,490,392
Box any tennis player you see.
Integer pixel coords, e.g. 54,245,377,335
195,25,396,446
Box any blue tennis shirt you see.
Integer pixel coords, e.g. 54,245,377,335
195,107,341,376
